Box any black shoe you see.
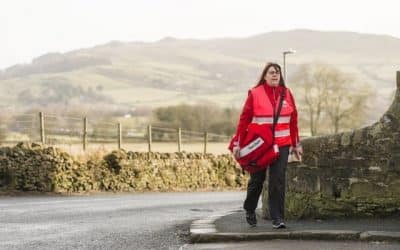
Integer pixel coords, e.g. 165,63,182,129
272,219,286,229
245,211,257,227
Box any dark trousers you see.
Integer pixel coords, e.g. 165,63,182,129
243,146,289,221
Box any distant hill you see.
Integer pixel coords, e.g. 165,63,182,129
0,29,399,123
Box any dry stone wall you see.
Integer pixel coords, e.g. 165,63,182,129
0,142,247,193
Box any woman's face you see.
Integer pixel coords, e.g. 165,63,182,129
264,66,280,86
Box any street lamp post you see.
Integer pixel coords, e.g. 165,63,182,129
283,49,296,83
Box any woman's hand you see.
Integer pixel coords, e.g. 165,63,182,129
291,144,303,161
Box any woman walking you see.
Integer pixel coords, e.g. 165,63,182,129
233,62,302,228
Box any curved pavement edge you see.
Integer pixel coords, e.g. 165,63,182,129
189,211,400,243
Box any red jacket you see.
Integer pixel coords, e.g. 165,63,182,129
235,82,300,147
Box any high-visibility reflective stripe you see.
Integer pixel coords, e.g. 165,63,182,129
273,144,279,153
252,117,273,123
274,129,290,137
279,116,291,123
239,137,264,158
252,116,291,124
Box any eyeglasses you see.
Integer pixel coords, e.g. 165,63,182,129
267,71,280,75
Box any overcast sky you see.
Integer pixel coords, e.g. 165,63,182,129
1,0,400,69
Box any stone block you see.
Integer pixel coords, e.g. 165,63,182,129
287,167,320,193
340,131,353,147
349,181,388,197
389,180,400,196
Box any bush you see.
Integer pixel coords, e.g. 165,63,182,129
153,104,239,136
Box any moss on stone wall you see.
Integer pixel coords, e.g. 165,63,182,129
0,142,248,193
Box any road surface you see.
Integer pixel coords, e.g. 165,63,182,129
0,191,245,249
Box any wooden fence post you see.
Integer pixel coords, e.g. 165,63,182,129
177,127,182,152
39,112,45,144
147,124,152,152
83,117,87,151
118,123,122,149
203,131,208,154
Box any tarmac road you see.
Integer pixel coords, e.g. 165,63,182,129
0,191,246,250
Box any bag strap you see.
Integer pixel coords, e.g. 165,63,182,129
272,87,286,141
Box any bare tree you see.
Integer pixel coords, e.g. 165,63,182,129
292,64,329,135
324,73,371,133
292,63,371,135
